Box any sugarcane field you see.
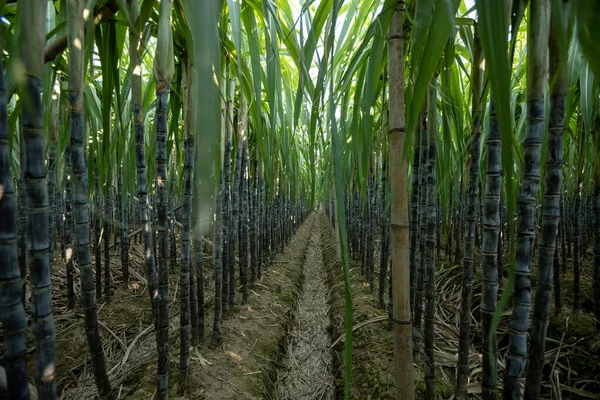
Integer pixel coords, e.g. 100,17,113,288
1,0,600,399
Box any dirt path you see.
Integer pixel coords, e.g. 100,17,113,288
276,217,334,400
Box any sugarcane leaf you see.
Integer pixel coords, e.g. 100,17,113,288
410,0,434,80
406,0,460,154
180,0,222,236
580,59,595,133
576,0,600,84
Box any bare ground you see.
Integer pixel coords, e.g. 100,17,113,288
275,217,334,400
8,212,597,399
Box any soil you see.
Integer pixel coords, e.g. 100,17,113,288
275,219,334,400
3,212,599,399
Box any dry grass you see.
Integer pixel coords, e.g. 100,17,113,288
325,220,600,399
275,217,334,400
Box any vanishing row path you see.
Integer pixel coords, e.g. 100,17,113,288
276,216,334,399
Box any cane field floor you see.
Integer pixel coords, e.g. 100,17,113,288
326,220,600,399
15,213,329,399
4,212,600,399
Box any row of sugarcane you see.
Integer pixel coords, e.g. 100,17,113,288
335,6,600,400
6,63,310,399
0,2,311,400
334,108,599,400
341,132,599,324
18,84,239,303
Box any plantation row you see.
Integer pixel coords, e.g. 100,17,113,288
0,0,314,399
327,1,600,399
339,149,599,321
1,39,312,396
